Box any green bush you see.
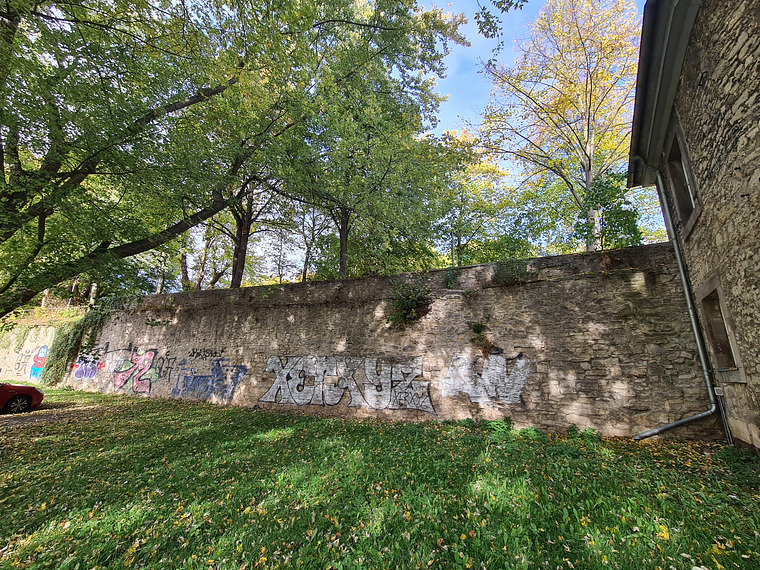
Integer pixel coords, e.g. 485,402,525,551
480,418,514,433
545,441,583,459
444,269,459,289
579,427,602,444
386,276,431,324
519,426,550,443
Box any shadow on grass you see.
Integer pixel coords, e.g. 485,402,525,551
1,390,758,570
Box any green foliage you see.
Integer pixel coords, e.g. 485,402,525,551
445,269,460,289
0,0,467,316
519,425,550,443
492,258,532,286
468,320,493,355
579,427,603,444
480,417,514,434
11,324,33,351
38,297,134,384
545,441,583,459
475,0,530,57
481,0,649,253
439,155,535,266
2,391,759,569
38,320,86,386
386,276,432,324
573,172,643,249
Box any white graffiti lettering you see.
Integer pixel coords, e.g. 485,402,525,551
441,353,531,405
260,356,434,414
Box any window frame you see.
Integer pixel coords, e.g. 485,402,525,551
663,121,702,238
696,275,746,384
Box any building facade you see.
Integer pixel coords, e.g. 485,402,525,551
629,0,760,449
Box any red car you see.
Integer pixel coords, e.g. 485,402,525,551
0,382,44,413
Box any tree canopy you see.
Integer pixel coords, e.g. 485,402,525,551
480,0,641,252
0,0,465,316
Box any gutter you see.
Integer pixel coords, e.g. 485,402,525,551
628,0,703,188
634,171,731,442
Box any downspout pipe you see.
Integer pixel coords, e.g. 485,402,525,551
634,171,723,441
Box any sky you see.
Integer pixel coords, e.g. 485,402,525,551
432,0,647,135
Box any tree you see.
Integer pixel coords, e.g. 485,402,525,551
573,171,642,250
0,0,465,317
438,141,534,266
480,0,640,251
475,0,530,57
273,69,468,279
291,203,332,282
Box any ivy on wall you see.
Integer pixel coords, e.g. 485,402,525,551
39,297,136,385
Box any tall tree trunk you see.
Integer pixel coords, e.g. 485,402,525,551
301,247,311,283
194,244,208,290
207,264,229,289
586,208,602,252
230,196,254,288
88,282,99,306
338,207,351,279
179,253,192,291
230,224,250,288
584,167,601,252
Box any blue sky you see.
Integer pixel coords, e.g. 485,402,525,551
433,0,647,135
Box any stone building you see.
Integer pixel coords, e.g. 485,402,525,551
628,0,760,449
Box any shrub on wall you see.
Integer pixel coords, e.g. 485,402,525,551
386,276,432,324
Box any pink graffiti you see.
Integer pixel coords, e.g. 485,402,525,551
113,349,157,393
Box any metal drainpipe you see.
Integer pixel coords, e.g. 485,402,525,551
634,171,731,442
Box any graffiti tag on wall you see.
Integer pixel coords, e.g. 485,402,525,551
259,356,435,414
72,343,168,395
113,348,158,393
14,349,32,376
10,345,48,379
71,343,245,401
171,358,247,401
441,353,531,405
29,346,48,379
73,359,106,379
188,347,226,360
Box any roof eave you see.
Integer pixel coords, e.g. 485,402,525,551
628,0,702,188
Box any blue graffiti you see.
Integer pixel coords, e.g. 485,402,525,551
171,358,247,401
29,346,48,380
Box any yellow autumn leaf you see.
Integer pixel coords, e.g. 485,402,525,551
656,525,670,540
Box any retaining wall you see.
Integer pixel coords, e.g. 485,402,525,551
1,244,722,439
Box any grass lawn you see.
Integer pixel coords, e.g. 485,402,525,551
1,387,759,570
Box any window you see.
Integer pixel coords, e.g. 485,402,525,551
664,125,701,236
701,289,736,370
697,277,746,384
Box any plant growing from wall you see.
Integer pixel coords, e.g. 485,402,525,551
445,269,460,289
11,324,33,352
386,276,432,325
39,297,135,385
492,259,533,286
469,320,494,356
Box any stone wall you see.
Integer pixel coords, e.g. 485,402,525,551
665,0,760,447
0,243,714,439
0,326,56,382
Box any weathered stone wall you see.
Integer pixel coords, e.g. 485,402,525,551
0,326,56,382
2,243,711,440
665,0,760,447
